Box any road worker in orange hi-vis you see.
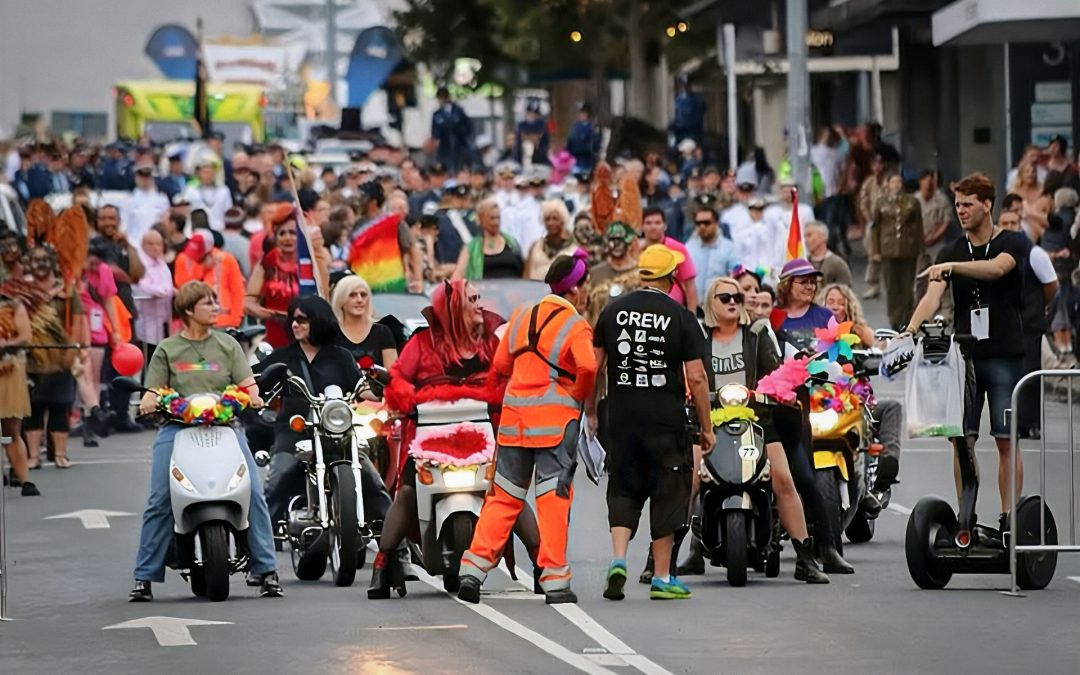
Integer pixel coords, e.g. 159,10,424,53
457,249,598,605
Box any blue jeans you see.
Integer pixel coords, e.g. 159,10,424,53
133,424,278,582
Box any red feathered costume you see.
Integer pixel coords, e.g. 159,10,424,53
382,280,507,491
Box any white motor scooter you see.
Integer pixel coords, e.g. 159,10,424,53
410,398,496,593
116,375,261,602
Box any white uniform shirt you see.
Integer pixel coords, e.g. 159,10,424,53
183,184,233,231
121,188,170,246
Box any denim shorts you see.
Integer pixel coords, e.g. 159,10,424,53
964,355,1025,439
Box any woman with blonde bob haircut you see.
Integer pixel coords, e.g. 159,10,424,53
817,282,875,346
331,274,398,367
675,275,830,583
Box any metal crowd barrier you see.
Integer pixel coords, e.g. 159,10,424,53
1007,369,1080,596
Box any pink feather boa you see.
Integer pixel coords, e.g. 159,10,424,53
755,358,810,403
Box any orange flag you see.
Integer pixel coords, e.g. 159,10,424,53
786,187,805,261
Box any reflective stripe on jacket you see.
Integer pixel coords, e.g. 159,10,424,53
493,295,597,448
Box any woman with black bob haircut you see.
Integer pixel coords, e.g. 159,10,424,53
259,295,371,526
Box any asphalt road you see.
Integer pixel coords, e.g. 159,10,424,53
4,273,1080,675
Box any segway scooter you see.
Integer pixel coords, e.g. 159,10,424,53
896,323,1058,590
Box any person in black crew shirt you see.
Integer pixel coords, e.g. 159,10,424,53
259,295,391,528
906,173,1028,526
587,243,714,601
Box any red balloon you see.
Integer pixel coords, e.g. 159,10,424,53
111,342,145,377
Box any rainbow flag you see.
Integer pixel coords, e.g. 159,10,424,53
349,213,407,292
295,207,324,298
785,187,805,261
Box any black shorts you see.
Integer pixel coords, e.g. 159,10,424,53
400,456,417,487
605,425,692,540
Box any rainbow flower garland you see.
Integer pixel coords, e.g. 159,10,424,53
155,385,251,425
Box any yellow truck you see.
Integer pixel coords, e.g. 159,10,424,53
114,80,266,145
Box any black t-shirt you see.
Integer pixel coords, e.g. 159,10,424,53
338,323,396,366
261,342,361,426
936,228,1029,358
483,245,524,279
594,287,709,431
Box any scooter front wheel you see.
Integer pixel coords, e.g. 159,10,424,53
905,497,955,590
200,523,232,602
442,513,476,593
725,511,748,587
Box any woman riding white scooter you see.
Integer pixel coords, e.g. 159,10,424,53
677,276,830,584
129,281,283,601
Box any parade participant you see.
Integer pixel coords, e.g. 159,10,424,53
524,199,577,281
640,207,699,314
0,293,37,494
81,239,122,437
588,244,714,601
130,281,282,601
871,173,924,329
174,229,246,329
331,274,398,367
183,154,234,232
586,221,642,325
452,197,523,281
368,280,541,599
820,282,904,501
677,277,829,583
772,258,833,344
244,208,329,348
911,172,1031,524
458,251,598,605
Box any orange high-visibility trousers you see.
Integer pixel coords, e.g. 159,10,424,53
461,432,577,592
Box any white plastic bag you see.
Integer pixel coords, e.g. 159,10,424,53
577,417,606,486
904,338,965,438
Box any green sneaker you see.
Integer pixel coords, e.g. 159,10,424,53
650,576,691,600
603,561,628,600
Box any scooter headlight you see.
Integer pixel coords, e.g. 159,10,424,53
442,468,477,489
321,400,353,434
226,462,248,491
809,409,841,435
717,384,751,408
171,465,197,493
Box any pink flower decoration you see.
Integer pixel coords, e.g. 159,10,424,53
756,358,810,403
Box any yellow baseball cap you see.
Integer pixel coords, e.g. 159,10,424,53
639,243,685,280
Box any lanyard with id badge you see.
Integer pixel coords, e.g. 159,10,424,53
966,227,995,340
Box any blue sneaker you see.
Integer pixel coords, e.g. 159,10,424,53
650,576,691,600
603,560,628,600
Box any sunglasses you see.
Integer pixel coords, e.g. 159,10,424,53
292,316,310,325
694,219,714,227
714,292,744,305
793,277,819,286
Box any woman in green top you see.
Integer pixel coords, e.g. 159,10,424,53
452,197,522,280
128,280,282,602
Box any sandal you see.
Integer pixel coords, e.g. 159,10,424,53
55,456,72,469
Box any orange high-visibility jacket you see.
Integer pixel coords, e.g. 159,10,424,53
173,249,246,328
493,295,598,448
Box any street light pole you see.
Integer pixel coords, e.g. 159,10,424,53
723,23,738,170
326,0,337,109
785,0,811,197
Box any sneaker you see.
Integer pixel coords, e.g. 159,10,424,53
603,561,628,600
21,482,40,496
649,576,691,600
259,572,284,597
128,580,153,602
544,588,578,604
457,576,481,604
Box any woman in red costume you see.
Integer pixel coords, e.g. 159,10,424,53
245,206,328,348
368,279,540,599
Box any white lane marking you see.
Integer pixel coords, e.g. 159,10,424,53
365,624,468,631
102,616,232,646
1068,576,1080,585
901,446,1077,454
44,509,135,529
393,547,617,675
511,565,674,675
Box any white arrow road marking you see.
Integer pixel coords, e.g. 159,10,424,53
1067,576,1080,585
102,616,232,647
44,509,135,529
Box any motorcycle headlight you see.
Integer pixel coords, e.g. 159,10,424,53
321,400,353,434
442,468,477,489
717,384,751,408
809,409,840,435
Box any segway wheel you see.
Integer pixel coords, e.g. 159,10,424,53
1014,496,1058,591
845,513,876,544
905,497,955,590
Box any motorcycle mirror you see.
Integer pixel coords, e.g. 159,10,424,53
110,376,145,394
253,450,271,468
252,342,274,363
256,363,288,389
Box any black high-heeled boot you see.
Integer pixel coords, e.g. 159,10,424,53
792,538,830,583
816,535,854,574
676,535,706,576
368,551,393,599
